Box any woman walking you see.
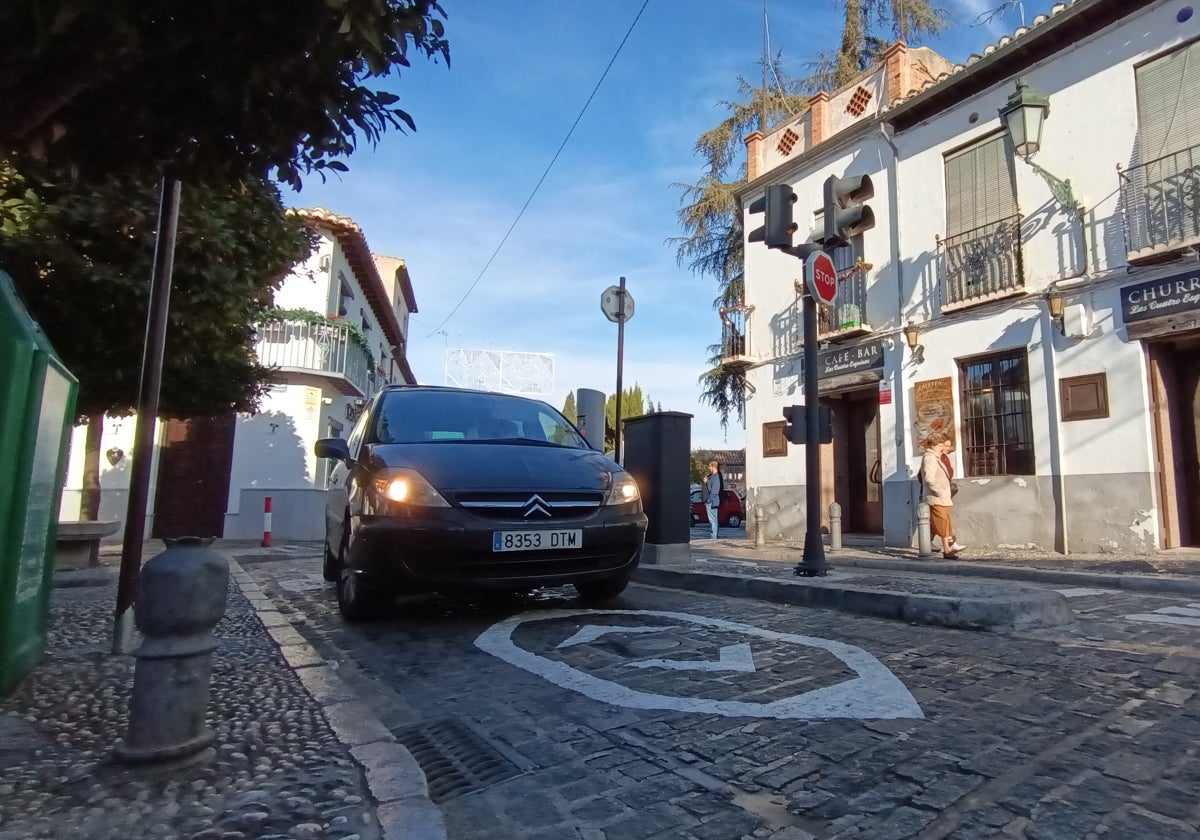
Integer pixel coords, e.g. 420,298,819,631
920,432,967,559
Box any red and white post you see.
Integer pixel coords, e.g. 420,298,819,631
261,496,272,548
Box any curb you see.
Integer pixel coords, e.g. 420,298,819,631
227,561,447,840
634,566,1073,631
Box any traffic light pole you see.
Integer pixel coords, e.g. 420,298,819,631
795,289,829,576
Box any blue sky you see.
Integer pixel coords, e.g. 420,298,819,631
284,0,1056,449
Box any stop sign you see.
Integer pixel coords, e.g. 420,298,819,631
805,251,837,306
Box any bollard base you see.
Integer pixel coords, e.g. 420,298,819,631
113,729,215,766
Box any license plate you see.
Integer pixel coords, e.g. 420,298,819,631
492,529,582,552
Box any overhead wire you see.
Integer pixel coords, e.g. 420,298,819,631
427,0,652,338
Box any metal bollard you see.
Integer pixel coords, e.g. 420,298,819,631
916,502,933,558
114,537,229,765
754,504,765,548
828,502,842,551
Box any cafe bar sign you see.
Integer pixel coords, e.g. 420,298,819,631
1120,270,1200,324
819,339,884,380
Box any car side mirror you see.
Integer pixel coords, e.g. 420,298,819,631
314,437,352,464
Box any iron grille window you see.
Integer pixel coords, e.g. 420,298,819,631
958,350,1035,477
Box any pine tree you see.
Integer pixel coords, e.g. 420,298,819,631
561,391,577,424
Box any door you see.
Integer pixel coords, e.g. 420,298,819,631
152,414,236,539
824,389,883,535
1174,342,1200,545
1148,337,1200,548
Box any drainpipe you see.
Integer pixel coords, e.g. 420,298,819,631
1041,309,1070,555
879,123,914,542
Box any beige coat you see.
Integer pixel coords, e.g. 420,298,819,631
920,451,955,506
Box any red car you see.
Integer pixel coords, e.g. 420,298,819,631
690,488,744,527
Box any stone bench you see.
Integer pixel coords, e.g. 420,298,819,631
55,520,121,569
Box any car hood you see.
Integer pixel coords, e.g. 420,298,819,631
363,442,621,492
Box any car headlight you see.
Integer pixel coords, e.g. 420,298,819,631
373,469,450,508
604,472,641,505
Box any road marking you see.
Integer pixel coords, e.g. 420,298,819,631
475,609,923,720
276,574,328,593
557,624,680,648
1054,588,1114,598
627,642,755,673
1126,613,1200,628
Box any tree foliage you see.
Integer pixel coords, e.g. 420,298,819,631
604,385,650,453
0,0,450,188
560,391,577,424
672,1,947,430
0,161,314,420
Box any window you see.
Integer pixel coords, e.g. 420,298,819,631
958,350,1034,476
941,133,1021,303
812,212,865,333
763,422,788,457
1126,40,1200,253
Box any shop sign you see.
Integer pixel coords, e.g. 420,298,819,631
818,340,883,380
1120,271,1200,324
913,377,956,454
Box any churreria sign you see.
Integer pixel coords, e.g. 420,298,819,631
1120,271,1200,324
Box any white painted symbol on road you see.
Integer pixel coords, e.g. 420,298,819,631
475,609,924,720
1054,588,1114,598
627,642,755,673
1126,603,1200,627
557,624,679,648
276,574,328,593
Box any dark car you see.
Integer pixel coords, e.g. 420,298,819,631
690,488,744,528
314,385,648,620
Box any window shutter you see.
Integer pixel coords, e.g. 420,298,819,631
944,133,1017,237
1136,40,1200,162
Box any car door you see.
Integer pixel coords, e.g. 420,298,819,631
326,405,372,550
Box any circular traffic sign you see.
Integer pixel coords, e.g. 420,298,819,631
805,251,838,306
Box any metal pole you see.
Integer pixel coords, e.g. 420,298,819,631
614,276,626,464
114,174,181,654
794,291,829,576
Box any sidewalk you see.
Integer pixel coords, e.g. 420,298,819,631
0,541,443,840
4,535,1197,839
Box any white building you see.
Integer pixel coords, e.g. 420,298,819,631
738,0,1199,554
61,207,418,542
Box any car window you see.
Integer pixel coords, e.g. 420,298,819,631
345,402,372,458
372,389,589,448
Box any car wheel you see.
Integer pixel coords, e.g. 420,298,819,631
321,525,344,582
727,514,741,528
575,575,630,601
335,538,388,622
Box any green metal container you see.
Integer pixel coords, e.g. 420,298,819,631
0,270,78,695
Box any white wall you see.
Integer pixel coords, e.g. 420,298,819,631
60,415,162,537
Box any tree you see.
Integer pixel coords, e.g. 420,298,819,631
561,391,577,424
690,452,711,486
0,1,450,188
0,161,314,519
672,2,946,430
604,385,650,453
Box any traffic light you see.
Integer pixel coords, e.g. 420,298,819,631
782,405,804,444
748,183,798,250
822,173,875,249
782,405,834,445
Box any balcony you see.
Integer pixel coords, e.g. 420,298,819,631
719,305,754,368
1120,144,1200,264
255,318,373,396
817,259,873,340
938,214,1024,308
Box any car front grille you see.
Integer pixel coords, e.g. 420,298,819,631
454,491,604,522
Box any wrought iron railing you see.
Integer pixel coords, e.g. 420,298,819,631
255,318,373,396
1119,144,1200,258
938,214,1023,305
818,268,869,336
719,305,753,365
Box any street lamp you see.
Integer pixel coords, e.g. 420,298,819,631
903,321,924,364
1046,291,1065,335
997,79,1083,214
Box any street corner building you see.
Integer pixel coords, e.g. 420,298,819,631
735,0,1200,555
58,208,420,542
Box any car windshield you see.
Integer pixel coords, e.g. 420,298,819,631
370,389,590,448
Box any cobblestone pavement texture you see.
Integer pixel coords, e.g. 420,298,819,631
7,531,1200,839
238,533,1200,840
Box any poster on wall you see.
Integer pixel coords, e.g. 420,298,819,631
913,377,956,454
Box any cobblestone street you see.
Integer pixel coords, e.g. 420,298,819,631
243,551,1200,840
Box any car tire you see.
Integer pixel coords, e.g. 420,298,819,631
334,535,388,622
321,528,343,582
726,514,741,528
574,575,630,601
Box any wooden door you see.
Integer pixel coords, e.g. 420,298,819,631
1177,344,1200,545
845,397,883,533
152,414,236,539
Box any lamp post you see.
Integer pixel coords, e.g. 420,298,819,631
998,79,1084,215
